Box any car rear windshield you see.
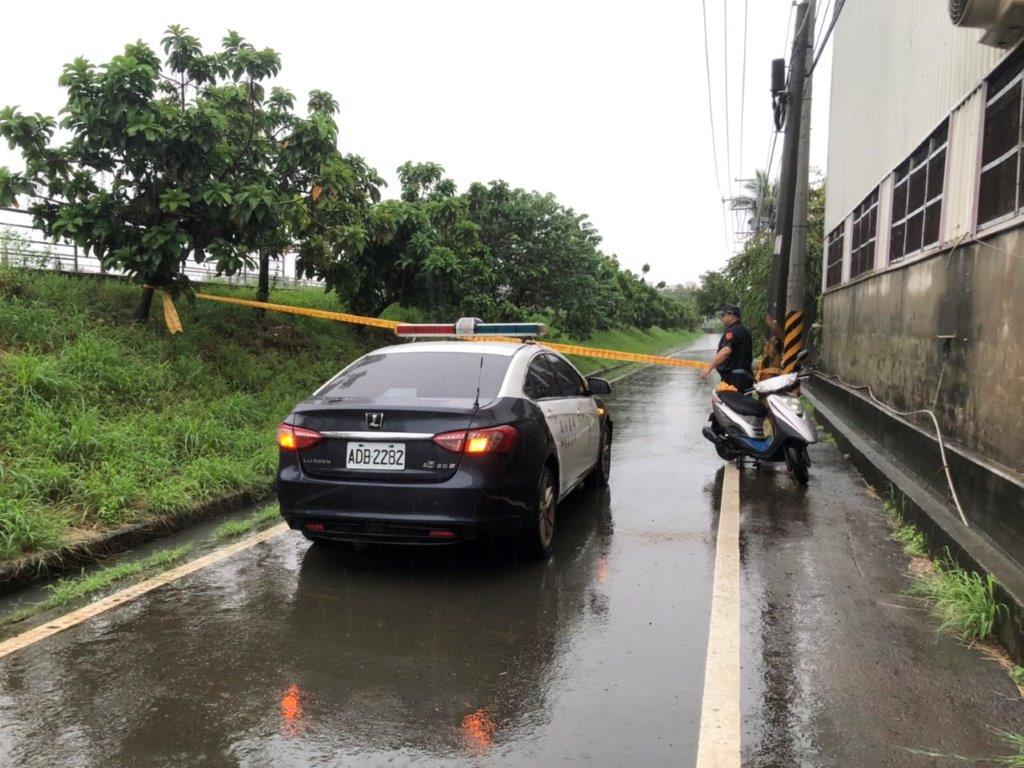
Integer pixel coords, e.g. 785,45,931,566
317,352,512,401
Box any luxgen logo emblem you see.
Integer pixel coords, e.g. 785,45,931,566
366,412,384,430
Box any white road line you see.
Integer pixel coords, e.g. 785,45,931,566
695,462,742,767
0,523,289,660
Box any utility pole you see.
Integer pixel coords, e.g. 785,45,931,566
783,0,816,374
768,1,811,339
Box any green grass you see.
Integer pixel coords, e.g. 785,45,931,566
45,544,192,606
0,270,694,563
0,269,374,561
910,559,1005,643
0,544,194,627
909,731,1024,765
211,504,280,541
1012,666,1024,687
884,491,1005,643
885,494,929,558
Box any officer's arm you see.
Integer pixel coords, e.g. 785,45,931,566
710,346,732,368
701,346,732,379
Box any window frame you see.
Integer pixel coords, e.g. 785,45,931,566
890,121,948,262
546,354,588,398
977,70,1024,230
824,224,845,289
523,354,562,401
849,188,879,278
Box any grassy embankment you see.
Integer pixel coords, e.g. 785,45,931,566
0,269,698,565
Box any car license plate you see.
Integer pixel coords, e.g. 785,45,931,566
346,442,406,471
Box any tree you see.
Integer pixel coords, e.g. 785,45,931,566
0,27,370,321
730,170,777,235
698,174,826,350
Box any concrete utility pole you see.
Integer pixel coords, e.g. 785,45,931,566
768,1,812,333
783,0,816,374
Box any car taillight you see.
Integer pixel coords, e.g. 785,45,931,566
432,431,466,453
432,425,518,454
277,422,324,451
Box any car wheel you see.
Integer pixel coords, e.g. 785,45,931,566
586,427,611,488
523,466,557,559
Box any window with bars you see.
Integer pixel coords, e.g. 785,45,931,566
825,224,844,289
890,121,948,260
978,47,1024,227
849,189,878,278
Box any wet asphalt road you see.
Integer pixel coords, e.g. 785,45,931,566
1,335,1022,767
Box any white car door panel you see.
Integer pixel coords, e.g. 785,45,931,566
546,354,597,488
523,355,574,492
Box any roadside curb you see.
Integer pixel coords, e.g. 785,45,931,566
0,487,273,597
804,388,1024,664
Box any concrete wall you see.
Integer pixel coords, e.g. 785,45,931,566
820,229,1024,474
826,0,1005,231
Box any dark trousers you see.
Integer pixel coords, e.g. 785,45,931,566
720,369,755,392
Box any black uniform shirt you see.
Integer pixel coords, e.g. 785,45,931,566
717,321,753,374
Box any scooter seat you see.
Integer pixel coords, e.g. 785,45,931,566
718,391,766,417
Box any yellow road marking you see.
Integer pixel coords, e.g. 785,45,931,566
695,463,741,767
0,523,289,660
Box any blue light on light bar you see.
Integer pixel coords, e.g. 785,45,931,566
474,323,547,337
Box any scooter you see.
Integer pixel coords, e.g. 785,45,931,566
700,360,818,484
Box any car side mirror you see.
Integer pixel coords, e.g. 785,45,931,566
586,376,612,396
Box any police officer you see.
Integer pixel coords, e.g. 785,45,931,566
700,303,754,391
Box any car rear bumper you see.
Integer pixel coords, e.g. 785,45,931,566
277,466,532,544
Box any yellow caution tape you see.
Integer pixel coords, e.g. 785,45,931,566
161,291,183,335
196,292,399,330
194,292,707,370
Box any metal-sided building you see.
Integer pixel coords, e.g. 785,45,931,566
815,1,1024,568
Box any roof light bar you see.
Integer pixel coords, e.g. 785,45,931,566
394,318,547,339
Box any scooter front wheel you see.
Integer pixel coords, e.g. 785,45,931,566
785,444,810,485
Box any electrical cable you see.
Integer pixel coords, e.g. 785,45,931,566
753,1,795,234
819,371,970,528
738,0,749,185
701,0,725,201
809,0,847,75
816,232,974,529
701,0,735,255
723,0,733,191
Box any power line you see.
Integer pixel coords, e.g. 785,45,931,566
700,0,735,256
754,1,795,233
723,0,733,189
701,0,725,199
810,0,846,75
738,0,749,181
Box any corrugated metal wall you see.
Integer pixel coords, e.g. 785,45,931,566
824,0,1005,232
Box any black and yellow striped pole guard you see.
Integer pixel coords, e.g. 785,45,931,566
195,292,708,371
781,309,805,375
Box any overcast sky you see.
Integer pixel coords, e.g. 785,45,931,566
0,0,832,286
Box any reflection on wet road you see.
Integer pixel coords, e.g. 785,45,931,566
0,340,726,767
2,334,1022,767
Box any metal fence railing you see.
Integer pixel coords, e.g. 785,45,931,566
0,207,325,289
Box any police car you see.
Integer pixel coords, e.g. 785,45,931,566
276,319,613,558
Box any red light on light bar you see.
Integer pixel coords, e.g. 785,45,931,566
395,323,457,337
428,529,457,539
